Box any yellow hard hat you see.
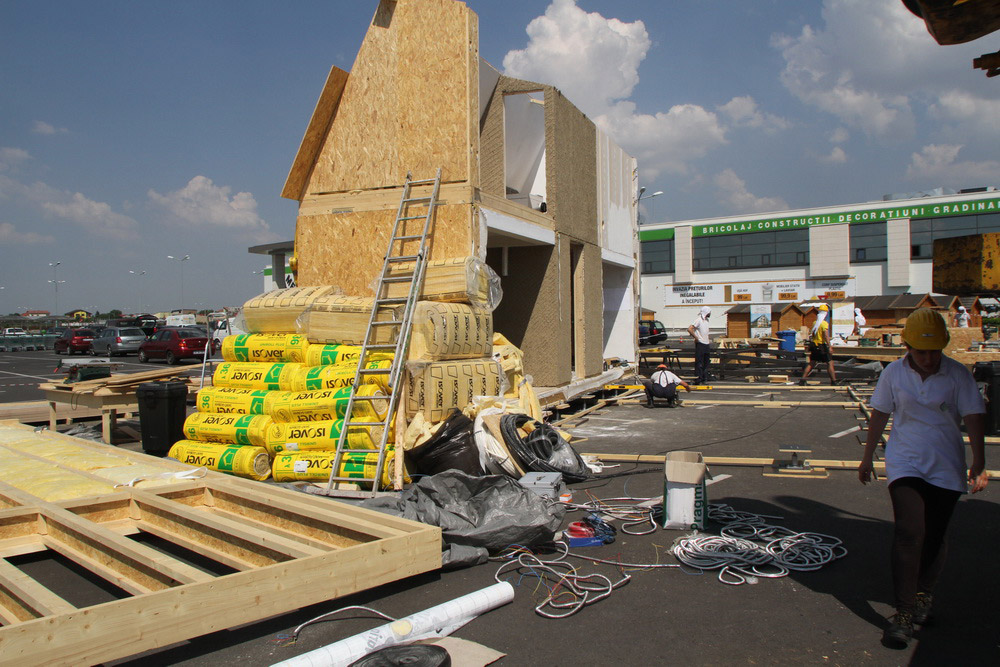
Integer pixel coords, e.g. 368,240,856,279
818,304,829,311
902,308,949,350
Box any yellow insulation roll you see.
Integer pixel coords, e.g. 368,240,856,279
303,344,393,367
271,451,407,488
221,333,310,363
197,387,270,415
167,440,271,481
263,420,377,457
212,362,304,390
287,360,391,392
182,412,273,447
264,385,388,423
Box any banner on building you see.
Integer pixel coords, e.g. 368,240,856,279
749,305,772,338
665,278,855,307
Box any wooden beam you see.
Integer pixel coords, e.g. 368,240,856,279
0,556,76,622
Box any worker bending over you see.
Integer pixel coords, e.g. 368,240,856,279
644,363,691,408
800,304,837,385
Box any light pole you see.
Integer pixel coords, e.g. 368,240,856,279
129,270,146,315
637,187,664,225
167,255,190,312
48,261,65,318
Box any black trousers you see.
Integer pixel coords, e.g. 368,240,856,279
644,380,678,402
694,342,711,382
888,476,961,613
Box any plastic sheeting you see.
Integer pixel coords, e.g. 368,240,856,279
360,470,565,568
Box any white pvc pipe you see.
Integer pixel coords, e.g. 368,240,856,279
272,581,515,667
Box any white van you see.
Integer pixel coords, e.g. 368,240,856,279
165,314,196,328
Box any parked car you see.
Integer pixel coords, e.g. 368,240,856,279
138,327,209,364
91,327,148,357
2,327,28,337
639,319,668,345
53,328,97,355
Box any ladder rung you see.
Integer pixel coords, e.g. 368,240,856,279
347,421,389,428
387,255,420,263
402,196,432,203
376,297,408,305
381,276,413,284
408,178,438,185
394,234,424,241
358,368,391,374
363,344,397,350
334,450,382,457
397,216,425,221
370,320,403,326
349,396,387,402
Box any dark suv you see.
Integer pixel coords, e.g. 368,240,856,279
639,319,668,345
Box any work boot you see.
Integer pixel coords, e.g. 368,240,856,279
883,610,913,647
913,592,933,625
798,378,807,386
674,398,684,407
647,396,654,408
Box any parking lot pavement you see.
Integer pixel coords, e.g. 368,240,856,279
0,350,210,403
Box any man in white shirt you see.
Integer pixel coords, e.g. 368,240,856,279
954,306,971,328
644,364,691,408
687,306,712,384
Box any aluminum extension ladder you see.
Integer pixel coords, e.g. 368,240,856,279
323,169,441,497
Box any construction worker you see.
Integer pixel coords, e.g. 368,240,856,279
687,306,712,384
954,305,971,328
643,363,691,408
799,304,837,385
854,307,867,336
858,308,987,648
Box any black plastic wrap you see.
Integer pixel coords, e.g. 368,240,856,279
405,411,483,476
360,470,565,568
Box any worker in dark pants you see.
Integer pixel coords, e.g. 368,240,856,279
643,364,691,407
688,306,712,384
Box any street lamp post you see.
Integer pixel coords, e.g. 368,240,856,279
129,270,146,315
48,261,65,317
636,187,664,225
167,255,190,312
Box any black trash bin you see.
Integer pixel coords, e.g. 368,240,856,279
972,361,1000,436
136,381,188,456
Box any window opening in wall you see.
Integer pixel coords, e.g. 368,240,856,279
856,248,866,261
570,242,584,378
503,91,547,212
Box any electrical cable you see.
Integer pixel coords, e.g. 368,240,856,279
500,413,591,483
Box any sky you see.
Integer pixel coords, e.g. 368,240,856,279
2,0,999,316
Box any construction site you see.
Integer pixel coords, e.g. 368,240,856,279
1,1,999,665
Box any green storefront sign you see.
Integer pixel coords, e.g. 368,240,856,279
638,196,1000,241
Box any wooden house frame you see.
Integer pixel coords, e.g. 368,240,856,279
0,422,441,664
281,0,639,386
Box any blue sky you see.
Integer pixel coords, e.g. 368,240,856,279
2,0,998,315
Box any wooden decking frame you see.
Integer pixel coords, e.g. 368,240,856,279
0,423,442,666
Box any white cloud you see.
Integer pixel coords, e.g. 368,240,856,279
928,91,1000,139
713,169,789,214
502,0,649,118
42,192,139,239
32,121,68,135
905,144,1000,185
0,147,31,171
148,175,275,241
773,0,1000,140
718,96,789,132
830,127,849,143
0,221,53,244
821,146,848,164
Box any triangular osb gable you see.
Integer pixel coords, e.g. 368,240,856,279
302,0,479,196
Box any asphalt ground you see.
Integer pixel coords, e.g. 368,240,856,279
78,382,998,666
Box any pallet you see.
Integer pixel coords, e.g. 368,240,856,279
0,422,441,666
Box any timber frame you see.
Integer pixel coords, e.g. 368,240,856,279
0,422,441,666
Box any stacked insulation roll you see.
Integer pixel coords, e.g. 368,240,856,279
177,332,399,487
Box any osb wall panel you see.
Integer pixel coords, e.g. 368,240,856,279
296,204,474,294
282,66,349,201
548,90,598,246
486,244,570,387
479,76,550,199
303,0,478,195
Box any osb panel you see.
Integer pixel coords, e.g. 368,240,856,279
479,76,550,199
282,66,349,201
295,204,474,295
304,0,478,195
548,89,598,245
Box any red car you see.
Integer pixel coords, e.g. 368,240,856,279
138,328,209,364
53,328,97,355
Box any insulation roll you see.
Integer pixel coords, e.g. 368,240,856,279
303,343,393,367
385,256,502,309
287,360,391,392
264,385,388,423
182,412,273,447
196,387,270,415
221,333,310,363
405,358,503,421
264,420,377,457
212,362,304,391
167,440,271,481
242,286,340,333
408,301,493,360
271,450,406,488
298,295,401,345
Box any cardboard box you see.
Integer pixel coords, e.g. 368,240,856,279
662,451,707,530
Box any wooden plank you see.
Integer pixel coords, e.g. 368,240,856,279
0,557,76,622
298,182,476,217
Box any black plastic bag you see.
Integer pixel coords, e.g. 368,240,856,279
405,410,483,476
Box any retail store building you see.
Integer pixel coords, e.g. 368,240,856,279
639,189,1000,333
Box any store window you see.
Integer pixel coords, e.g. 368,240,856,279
639,238,674,273
850,221,886,263
691,229,808,271
910,213,1000,258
